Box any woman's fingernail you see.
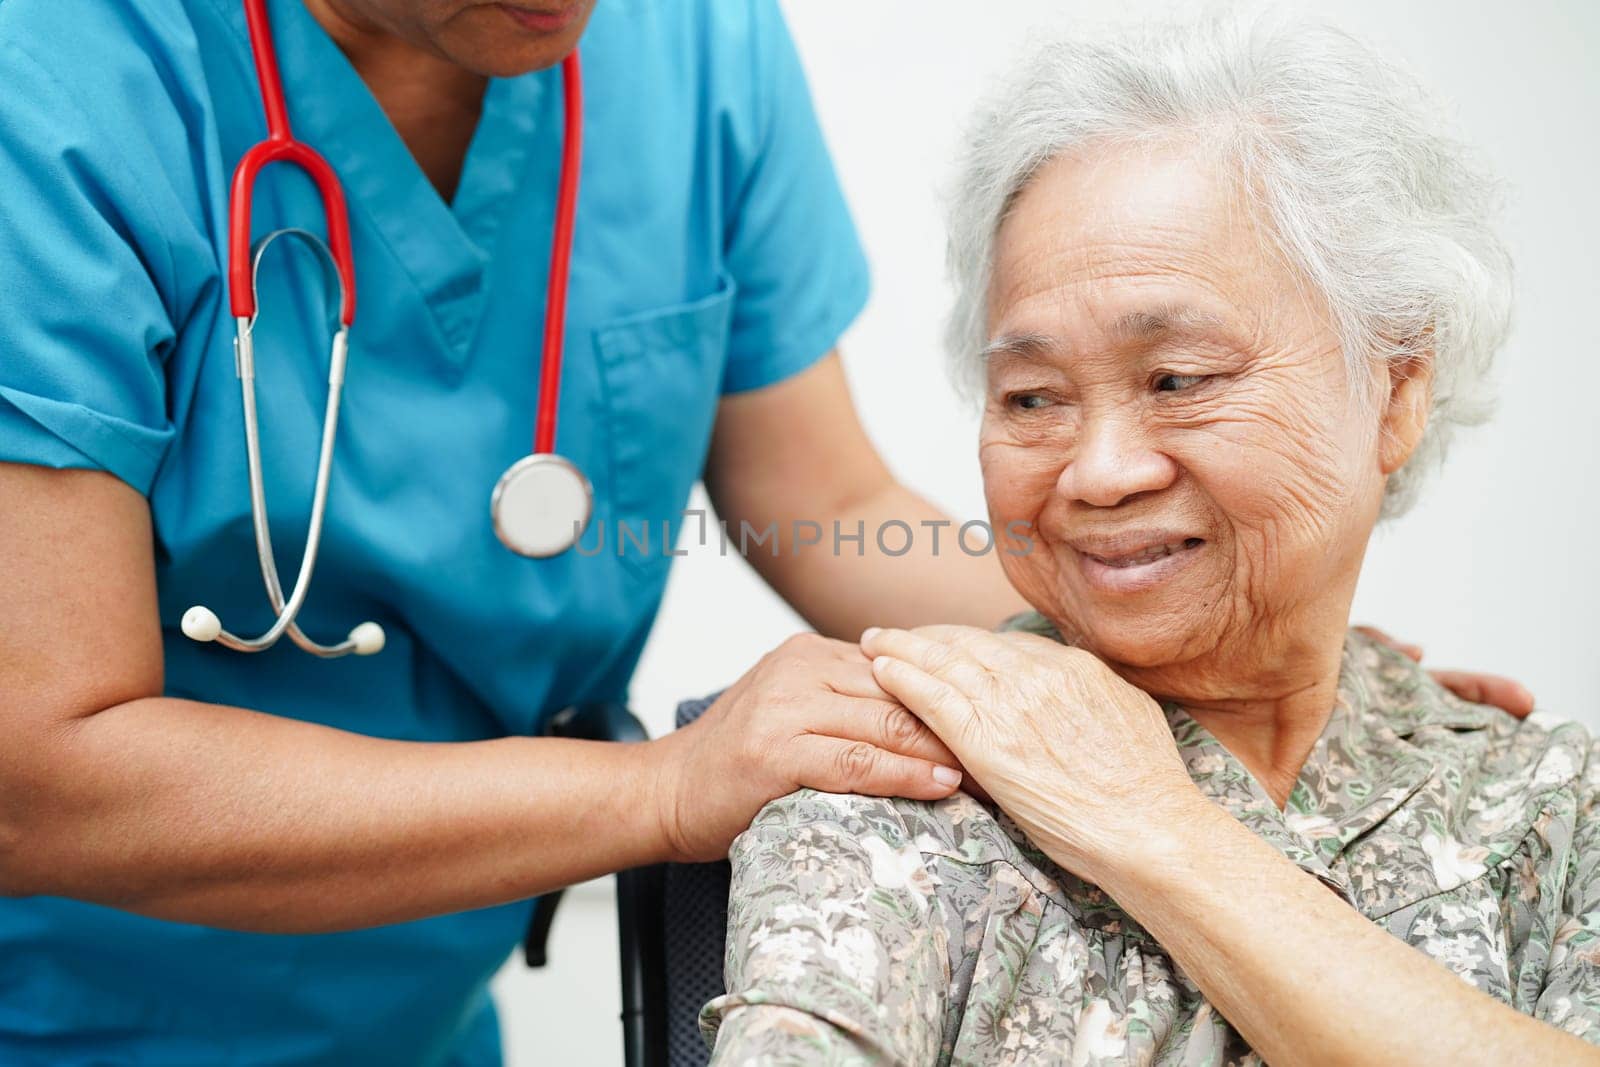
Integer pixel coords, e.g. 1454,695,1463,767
932,766,962,787
861,627,881,642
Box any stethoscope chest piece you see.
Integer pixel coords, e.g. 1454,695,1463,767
491,453,593,558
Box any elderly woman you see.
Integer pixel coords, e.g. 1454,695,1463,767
698,15,1600,1067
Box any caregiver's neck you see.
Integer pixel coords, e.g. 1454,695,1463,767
302,0,488,203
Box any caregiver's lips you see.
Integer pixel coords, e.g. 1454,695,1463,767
1067,531,1207,594
495,2,580,32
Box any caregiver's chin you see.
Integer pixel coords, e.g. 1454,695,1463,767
980,141,1432,771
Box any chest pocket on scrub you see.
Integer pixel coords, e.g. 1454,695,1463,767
592,272,736,581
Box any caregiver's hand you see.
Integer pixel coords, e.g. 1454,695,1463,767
650,632,964,863
1354,624,1536,717
860,624,1201,885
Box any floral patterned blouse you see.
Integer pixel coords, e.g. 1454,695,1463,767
700,621,1600,1065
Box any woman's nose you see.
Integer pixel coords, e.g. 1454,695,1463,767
1055,411,1178,508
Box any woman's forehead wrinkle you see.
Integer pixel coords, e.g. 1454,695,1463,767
991,235,1254,351
991,152,1270,339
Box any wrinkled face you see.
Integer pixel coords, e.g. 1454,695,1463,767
315,0,596,76
981,142,1415,676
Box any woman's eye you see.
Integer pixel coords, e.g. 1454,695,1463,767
1007,392,1053,411
1155,373,1209,393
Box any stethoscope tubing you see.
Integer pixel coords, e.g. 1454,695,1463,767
186,1,584,655
232,0,356,325
534,53,582,456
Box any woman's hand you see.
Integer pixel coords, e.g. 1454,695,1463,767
649,633,964,864
859,624,1201,885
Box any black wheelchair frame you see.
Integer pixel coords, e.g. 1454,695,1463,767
525,702,669,1067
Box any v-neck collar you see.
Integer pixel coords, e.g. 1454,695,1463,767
1166,702,1366,907
210,0,552,371
1278,636,1484,865
1164,636,1500,919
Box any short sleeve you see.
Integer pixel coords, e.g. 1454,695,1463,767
700,790,945,1065
1534,736,1600,1042
716,2,871,395
0,39,177,495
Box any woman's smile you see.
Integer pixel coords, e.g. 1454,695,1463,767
1068,531,1208,595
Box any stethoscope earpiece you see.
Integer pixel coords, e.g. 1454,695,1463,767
181,605,223,644
347,622,386,656
182,604,386,658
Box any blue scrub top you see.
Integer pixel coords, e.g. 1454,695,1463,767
0,0,869,1061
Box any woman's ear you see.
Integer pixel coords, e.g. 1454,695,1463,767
1377,337,1435,475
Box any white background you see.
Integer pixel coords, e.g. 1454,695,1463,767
497,1,1600,1062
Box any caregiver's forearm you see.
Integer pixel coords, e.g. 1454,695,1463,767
763,479,1029,640
1102,799,1600,1066
0,695,668,933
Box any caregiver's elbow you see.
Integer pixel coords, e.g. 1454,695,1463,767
0,699,111,899
0,774,43,898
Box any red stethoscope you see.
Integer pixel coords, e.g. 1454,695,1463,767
180,0,586,659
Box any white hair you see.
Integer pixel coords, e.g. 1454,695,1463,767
945,11,1514,517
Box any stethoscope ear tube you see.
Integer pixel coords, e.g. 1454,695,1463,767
185,230,384,657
